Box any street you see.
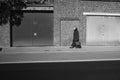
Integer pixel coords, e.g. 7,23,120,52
0,46,120,80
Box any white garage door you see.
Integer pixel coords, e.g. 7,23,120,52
86,16,120,46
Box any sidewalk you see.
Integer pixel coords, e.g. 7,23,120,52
1,46,120,54
0,46,120,64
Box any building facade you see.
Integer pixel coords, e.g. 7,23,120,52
1,0,120,47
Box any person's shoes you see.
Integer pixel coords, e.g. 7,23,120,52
70,46,74,48
0,48,2,51
76,45,82,48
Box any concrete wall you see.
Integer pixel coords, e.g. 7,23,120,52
54,0,79,46
54,0,120,46
0,23,10,48
1,0,120,47
78,1,120,45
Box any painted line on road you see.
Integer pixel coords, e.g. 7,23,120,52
0,58,120,64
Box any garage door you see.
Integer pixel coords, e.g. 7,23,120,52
12,11,53,47
86,16,120,46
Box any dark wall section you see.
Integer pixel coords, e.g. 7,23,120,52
12,11,53,47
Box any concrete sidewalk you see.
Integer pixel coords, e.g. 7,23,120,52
1,46,120,54
0,46,120,64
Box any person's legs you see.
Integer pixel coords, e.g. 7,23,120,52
0,48,2,51
76,45,81,48
70,42,76,48
75,41,82,48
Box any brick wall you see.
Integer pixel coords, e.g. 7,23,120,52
1,0,120,47
0,23,10,47
54,0,120,46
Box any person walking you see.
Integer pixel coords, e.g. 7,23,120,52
70,27,81,48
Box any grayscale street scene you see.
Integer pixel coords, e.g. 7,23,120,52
1,0,120,80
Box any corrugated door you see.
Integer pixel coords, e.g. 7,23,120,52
12,13,33,47
12,12,53,47
32,12,53,46
86,16,120,46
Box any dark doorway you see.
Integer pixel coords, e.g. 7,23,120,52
12,11,53,47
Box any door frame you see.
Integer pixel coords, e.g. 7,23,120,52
10,10,54,47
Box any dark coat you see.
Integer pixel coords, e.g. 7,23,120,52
71,28,81,48
73,28,79,42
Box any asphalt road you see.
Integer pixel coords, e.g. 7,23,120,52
0,61,120,80
0,46,120,80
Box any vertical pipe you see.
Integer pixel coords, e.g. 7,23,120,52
10,10,13,47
